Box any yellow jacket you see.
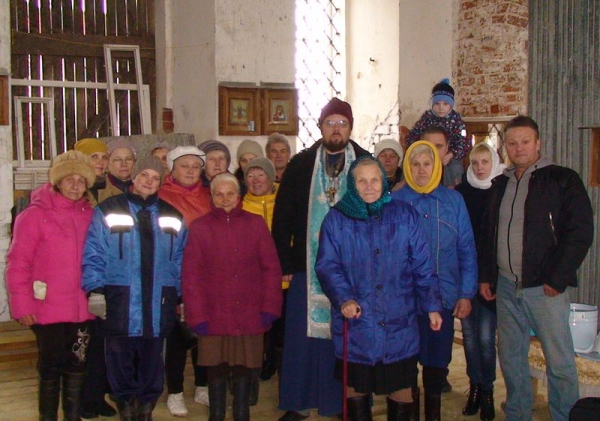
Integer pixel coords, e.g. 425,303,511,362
242,185,279,231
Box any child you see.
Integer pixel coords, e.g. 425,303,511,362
406,78,468,187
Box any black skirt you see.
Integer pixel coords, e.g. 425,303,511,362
334,356,419,395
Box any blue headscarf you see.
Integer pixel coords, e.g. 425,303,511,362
334,155,391,220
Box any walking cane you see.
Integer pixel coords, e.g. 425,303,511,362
342,317,349,421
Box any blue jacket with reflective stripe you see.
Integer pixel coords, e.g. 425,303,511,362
82,193,187,337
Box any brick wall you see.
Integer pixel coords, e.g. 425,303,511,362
455,0,529,117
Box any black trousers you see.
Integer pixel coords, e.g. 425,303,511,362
31,322,90,380
81,319,111,404
105,336,164,404
165,326,208,394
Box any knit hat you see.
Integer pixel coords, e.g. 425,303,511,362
244,157,276,183
49,150,96,187
150,141,173,153
131,156,165,184
199,140,231,166
318,97,354,129
374,139,403,165
74,138,108,156
107,138,136,156
431,78,454,107
236,139,264,161
167,146,206,171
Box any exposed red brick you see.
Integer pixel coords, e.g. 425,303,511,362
503,85,520,93
490,104,500,114
492,15,506,24
506,14,528,28
462,1,478,11
495,3,509,14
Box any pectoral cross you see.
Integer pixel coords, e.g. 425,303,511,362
327,178,339,206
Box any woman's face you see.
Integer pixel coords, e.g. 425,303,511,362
239,153,257,171
57,174,87,201
108,148,135,181
171,155,203,187
90,152,108,176
470,150,493,180
212,180,240,213
354,164,383,204
410,153,434,187
246,167,273,196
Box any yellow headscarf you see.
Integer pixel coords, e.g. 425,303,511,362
403,140,443,194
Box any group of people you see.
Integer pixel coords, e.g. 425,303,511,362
5,83,594,421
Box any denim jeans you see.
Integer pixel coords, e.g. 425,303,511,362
496,275,578,421
460,296,497,391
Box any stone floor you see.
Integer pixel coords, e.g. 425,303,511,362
0,344,553,421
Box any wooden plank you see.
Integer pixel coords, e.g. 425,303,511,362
145,0,154,35
12,32,156,59
116,0,128,36
61,0,74,33
127,0,139,35
106,0,117,36
0,321,30,333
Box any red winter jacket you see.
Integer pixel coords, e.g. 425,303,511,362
182,204,282,335
6,183,95,324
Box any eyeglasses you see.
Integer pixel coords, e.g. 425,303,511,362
323,120,350,128
111,157,135,165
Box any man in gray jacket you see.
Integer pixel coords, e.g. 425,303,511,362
478,116,593,421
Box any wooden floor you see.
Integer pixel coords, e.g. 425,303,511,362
0,323,553,421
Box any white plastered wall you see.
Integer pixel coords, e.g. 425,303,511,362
398,0,454,128
155,0,297,169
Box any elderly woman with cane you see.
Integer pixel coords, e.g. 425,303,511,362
316,156,443,421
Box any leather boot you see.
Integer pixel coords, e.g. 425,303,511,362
424,393,441,421
62,372,86,421
232,375,252,421
39,377,61,421
136,401,155,421
462,384,481,415
116,397,137,421
208,376,227,421
347,395,372,421
410,387,420,421
479,389,495,421
387,397,412,421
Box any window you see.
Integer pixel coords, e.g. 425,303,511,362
295,0,345,148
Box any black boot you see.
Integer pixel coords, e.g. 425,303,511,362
62,372,86,421
208,376,227,421
232,375,252,421
116,397,137,421
387,397,412,421
39,378,61,421
424,393,441,421
462,384,481,415
479,389,495,421
136,401,155,421
410,387,420,421
347,395,372,421
249,368,260,406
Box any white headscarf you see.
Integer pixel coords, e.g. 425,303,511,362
466,143,506,189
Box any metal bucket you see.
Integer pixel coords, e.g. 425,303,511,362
569,303,599,353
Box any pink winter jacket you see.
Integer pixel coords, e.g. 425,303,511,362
6,183,95,324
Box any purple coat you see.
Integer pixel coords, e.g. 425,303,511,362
182,204,282,336
6,183,95,324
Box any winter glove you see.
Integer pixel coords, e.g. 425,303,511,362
261,312,278,330
192,321,209,335
88,293,107,320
